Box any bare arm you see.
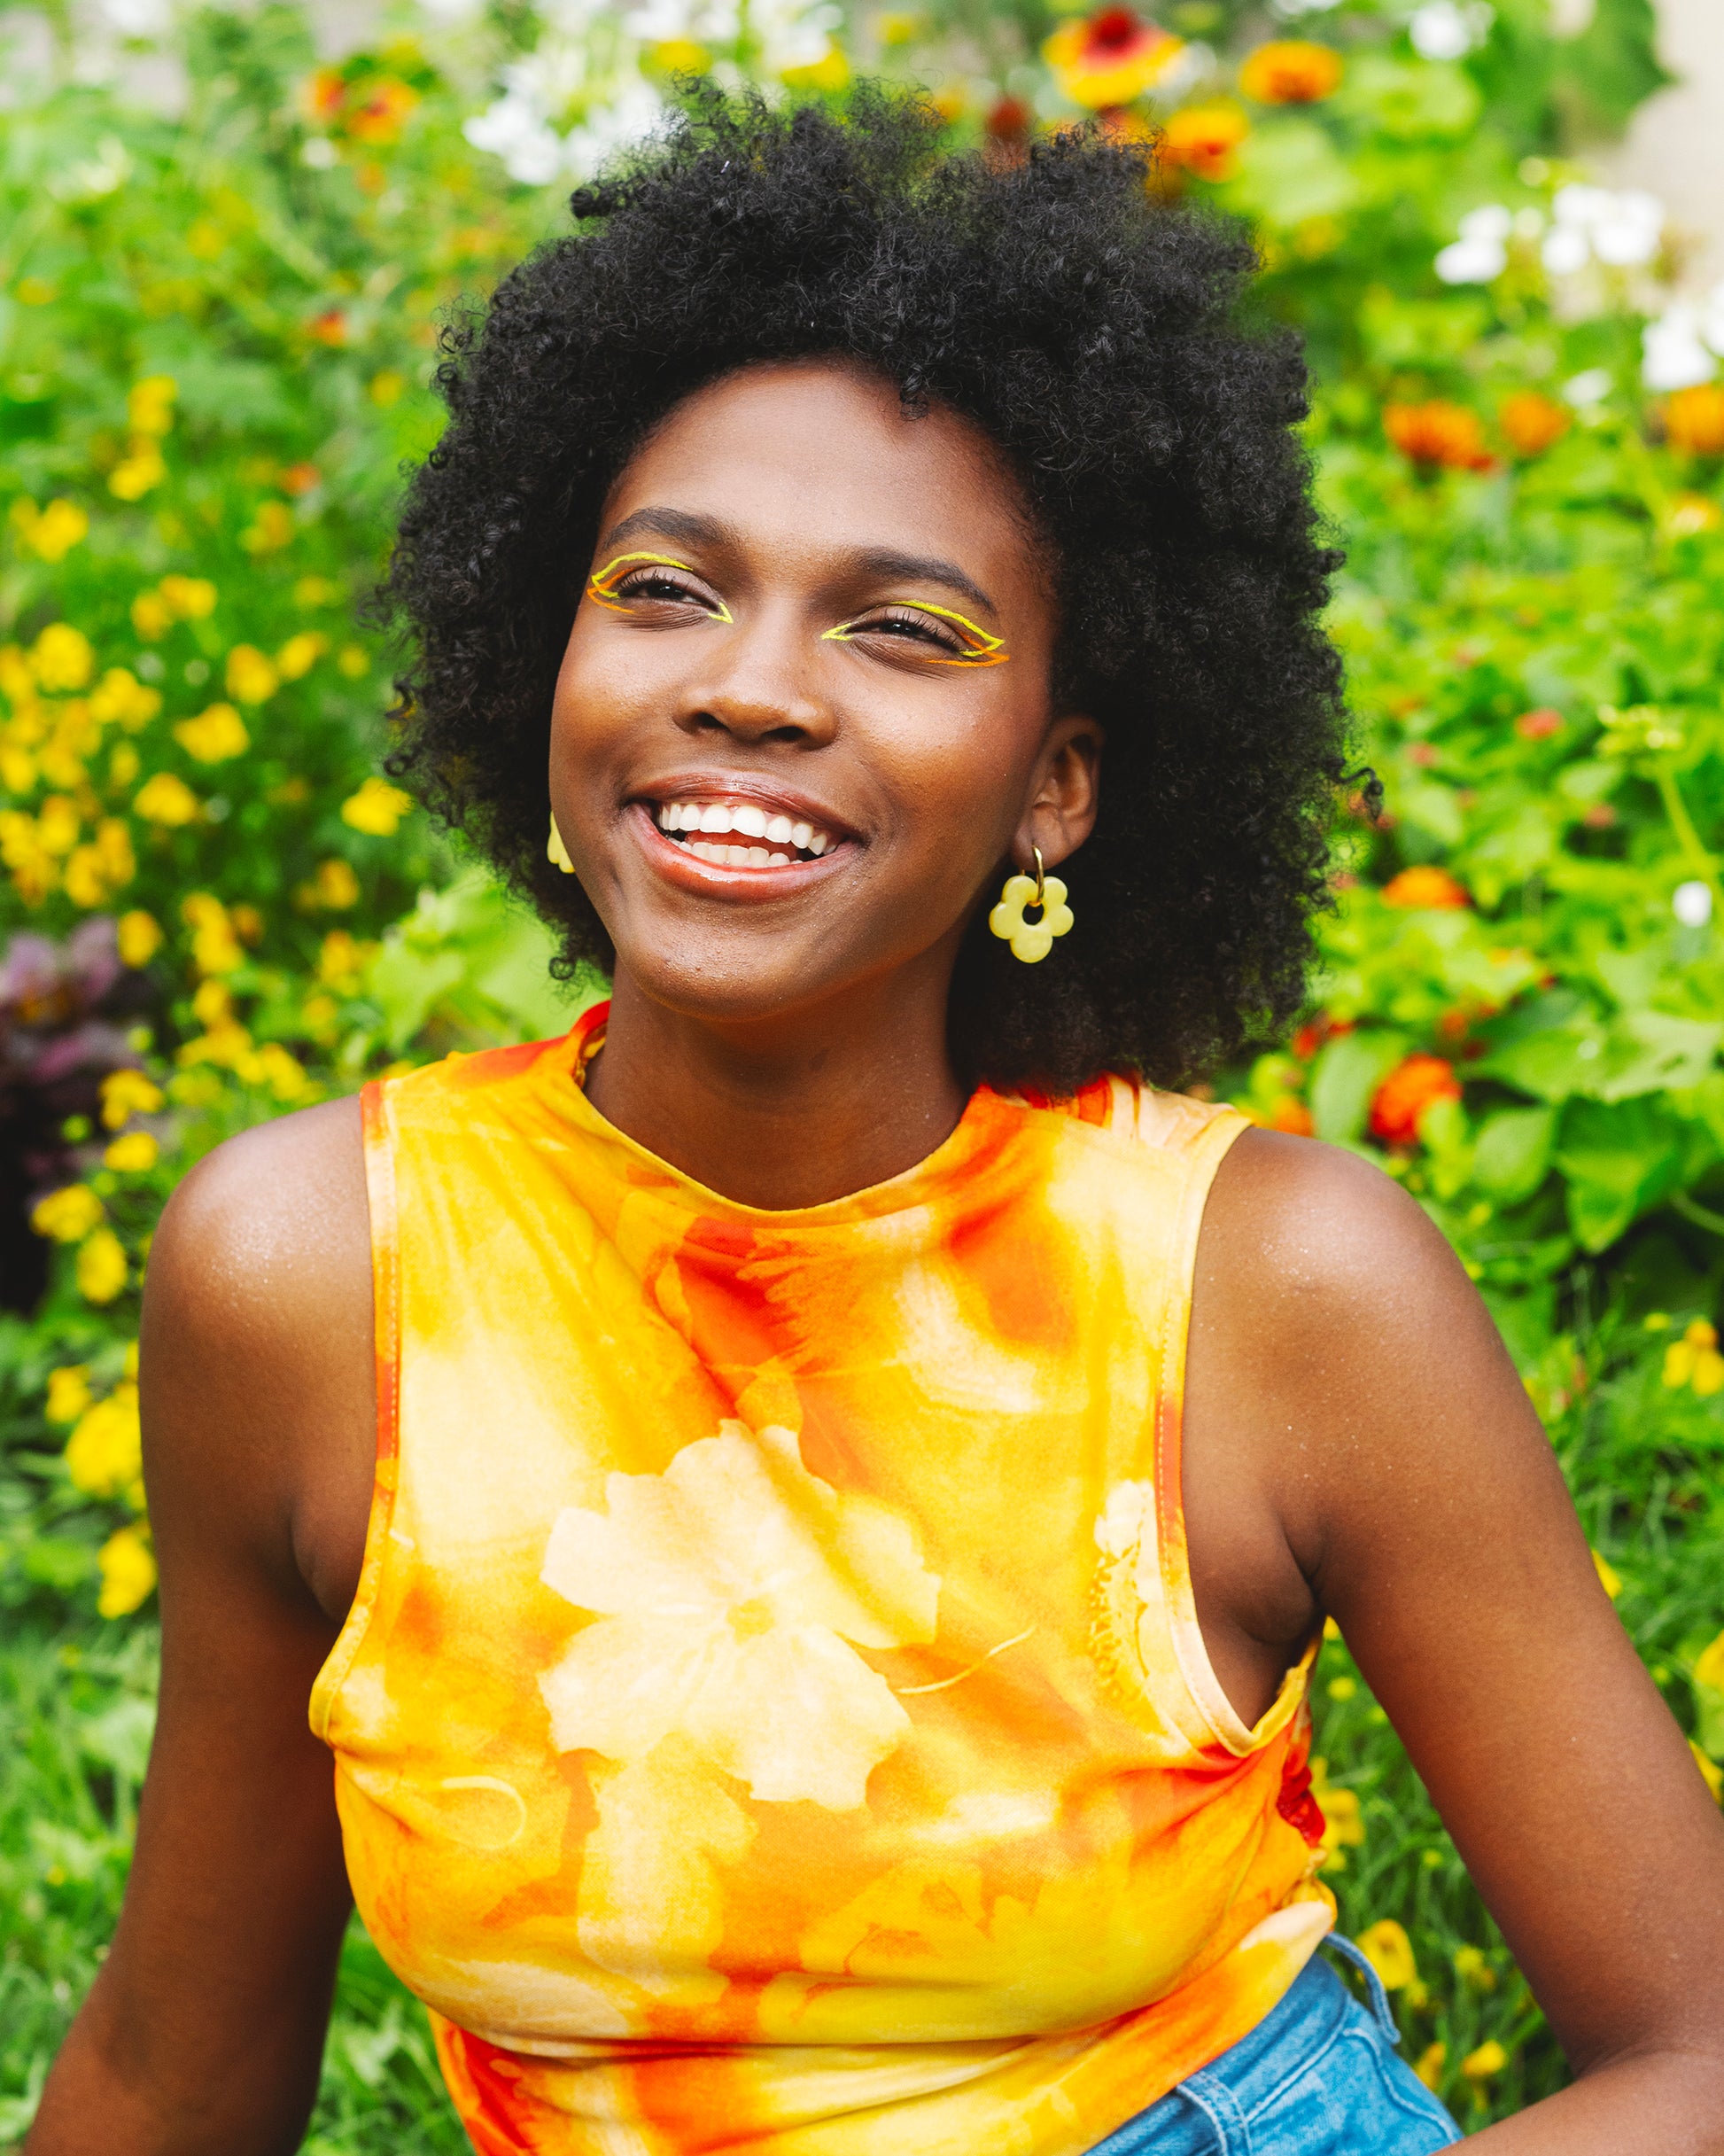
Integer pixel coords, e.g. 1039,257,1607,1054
27,1098,376,2156
1187,1132,1724,2153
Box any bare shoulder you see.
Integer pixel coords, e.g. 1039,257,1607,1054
1192,1125,1552,1586
143,1094,374,1621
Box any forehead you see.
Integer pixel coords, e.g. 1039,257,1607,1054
603,361,1039,580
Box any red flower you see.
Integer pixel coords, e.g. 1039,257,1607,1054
1515,707,1563,739
1370,1055,1461,1145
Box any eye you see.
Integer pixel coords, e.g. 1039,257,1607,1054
586,551,732,621
828,603,1007,667
613,567,709,605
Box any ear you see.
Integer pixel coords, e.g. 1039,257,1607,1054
1013,713,1103,873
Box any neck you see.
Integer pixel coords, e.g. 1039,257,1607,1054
583,956,971,1210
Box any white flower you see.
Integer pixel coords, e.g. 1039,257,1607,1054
1541,225,1590,276
300,136,338,170
1699,281,1724,356
1643,305,1718,393
562,78,664,180
539,1421,940,1810
98,0,169,33
464,94,570,185
1674,882,1713,929
1542,183,1664,276
1436,236,1505,284
1561,367,1612,409
1410,0,1491,61
1591,190,1663,267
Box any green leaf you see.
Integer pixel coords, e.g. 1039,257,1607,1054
1472,1104,1557,1203
1227,121,1361,230
1309,1030,1407,1144
1556,1097,1687,1252
1341,55,1482,141
1591,1012,1720,1103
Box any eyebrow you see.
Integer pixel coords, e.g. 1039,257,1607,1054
594,508,998,617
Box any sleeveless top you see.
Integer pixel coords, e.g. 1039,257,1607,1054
310,1002,1333,2156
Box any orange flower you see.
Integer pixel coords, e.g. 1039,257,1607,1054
1499,391,1570,459
308,309,348,347
1239,40,1343,105
305,66,346,123
1515,706,1563,739
1265,1096,1315,1136
984,96,1032,143
1370,1055,1462,1145
345,77,420,146
1666,385,1724,457
1043,8,1184,110
1381,865,1469,909
1384,401,1495,473
1161,105,1250,183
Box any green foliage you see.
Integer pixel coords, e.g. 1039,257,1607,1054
1,0,1721,2142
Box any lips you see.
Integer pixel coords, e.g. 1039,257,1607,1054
641,791,844,874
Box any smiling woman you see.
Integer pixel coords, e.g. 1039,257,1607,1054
26,80,1724,2156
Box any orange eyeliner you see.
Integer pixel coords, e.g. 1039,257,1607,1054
586,552,734,621
822,601,1009,666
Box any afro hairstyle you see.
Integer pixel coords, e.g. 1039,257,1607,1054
384,83,1347,1094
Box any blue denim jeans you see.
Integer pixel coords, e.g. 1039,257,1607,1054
1088,1940,1463,2154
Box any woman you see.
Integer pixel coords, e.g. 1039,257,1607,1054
28,90,1724,2156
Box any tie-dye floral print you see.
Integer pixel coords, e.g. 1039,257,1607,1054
310,1003,1334,2156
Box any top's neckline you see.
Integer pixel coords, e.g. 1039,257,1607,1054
545,1000,1013,1226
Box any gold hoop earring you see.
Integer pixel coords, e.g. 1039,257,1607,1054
989,845,1073,964
547,812,575,874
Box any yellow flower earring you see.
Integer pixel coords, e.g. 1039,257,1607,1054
989,846,1073,964
547,812,576,874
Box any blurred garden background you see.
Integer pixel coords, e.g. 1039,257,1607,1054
4,0,1724,2142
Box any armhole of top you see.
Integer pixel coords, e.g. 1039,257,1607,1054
1152,1107,1316,1758
307,1078,403,1744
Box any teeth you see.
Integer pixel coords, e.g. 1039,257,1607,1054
656,800,838,861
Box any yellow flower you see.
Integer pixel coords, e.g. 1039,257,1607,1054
105,1131,159,1172
36,796,80,857
115,911,165,970
191,977,233,1027
1415,2042,1447,2091
317,929,368,988
159,574,217,620
276,631,328,680
240,501,295,555
101,1067,165,1128
294,575,339,608
45,1366,92,1427
1453,1942,1496,1993
109,440,167,500
31,623,94,691
1239,39,1344,104
135,772,201,826
368,369,406,408
337,644,369,678
97,1523,157,1618
341,775,413,835
313,857,360,908
1662,1318,1724,1395
66,1383,143,1498
1693,1628,1724,1694
131,589,174,640
224,645,279,704
988,869,1074,963
1310,1755,1365,1872
77,1226,129,1304
1356,1918,1417,1991
112,742,141,786
1689,1741,1722,1803
781,44,850,92
12,497,90,563
1592,1549,1622,1599
182,891,244,975
32,1184,104,1243
1044,7,1184,109
89,666,161,729
174,701,250,763
1461,2039,1507,2081
257,1041,312,1101
127,375,177,437
63,844,109,909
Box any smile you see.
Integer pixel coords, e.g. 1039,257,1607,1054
652,798,837,869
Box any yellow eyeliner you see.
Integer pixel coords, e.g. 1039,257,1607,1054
585,552,734,621
823,601,1009,666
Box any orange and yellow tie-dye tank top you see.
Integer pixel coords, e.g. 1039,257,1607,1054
311,1001,1333,2156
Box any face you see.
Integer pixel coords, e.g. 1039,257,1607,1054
549,360,1100,1031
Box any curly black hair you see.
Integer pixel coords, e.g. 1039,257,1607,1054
385,83,1346,1093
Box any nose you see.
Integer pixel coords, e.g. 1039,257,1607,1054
675,607,837,749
